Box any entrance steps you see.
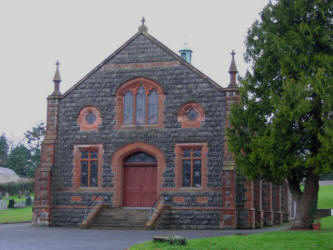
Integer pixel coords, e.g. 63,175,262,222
89,208,149,229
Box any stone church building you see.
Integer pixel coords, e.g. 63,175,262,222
33,21,290,229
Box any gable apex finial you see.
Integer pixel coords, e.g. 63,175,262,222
138,17,148,33
228,50,238,88
52,60,62,95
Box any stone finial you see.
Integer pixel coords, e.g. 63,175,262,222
228,50,238,88
138,17,148,33
52,61,61,95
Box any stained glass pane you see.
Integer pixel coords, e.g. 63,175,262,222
193,149,201,158
81,150,89,159
183,149,191,158
187,108,198,121
182,160,191,187
124,91,133,125
136,86,146,125
85,111,97,124
90,150,98,159
148,90,158,124
81,161,88,187
90,161,98,187
124,152,156,163
193,160,201,187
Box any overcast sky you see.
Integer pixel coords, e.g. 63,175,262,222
0,0,268,144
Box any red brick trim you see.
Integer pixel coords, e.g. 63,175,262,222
169,207,233,210
177,102,205,128
173,197,185,203
174,143,208,190
111,142,166,207
71,196,82,202
77,106,102,131
102,61,179,70
72,145,104,189
114,77,165,129
196,197,208,203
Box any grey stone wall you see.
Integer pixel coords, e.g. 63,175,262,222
51,34,226,227
157,209,221,229
51,209,86,226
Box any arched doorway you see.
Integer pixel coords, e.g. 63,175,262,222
123,151,157,207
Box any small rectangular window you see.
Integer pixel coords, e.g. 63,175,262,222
182,147,202,187
80,149,99,187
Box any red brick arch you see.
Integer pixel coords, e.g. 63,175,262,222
111,142,166,207
77,106,102,131
114,77,165,129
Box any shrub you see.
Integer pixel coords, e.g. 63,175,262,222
0,181,34,195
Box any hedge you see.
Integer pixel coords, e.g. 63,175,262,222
0,181,34,195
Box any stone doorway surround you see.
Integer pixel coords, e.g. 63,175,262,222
110,142,166,207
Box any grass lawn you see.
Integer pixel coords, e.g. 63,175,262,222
0,206,32,223
318,185,333,209
0,194,34,223
131,216,333,250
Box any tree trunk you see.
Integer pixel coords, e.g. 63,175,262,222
289,171,319,229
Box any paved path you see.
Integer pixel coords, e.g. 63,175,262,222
0,223,290,250
319,180,333,186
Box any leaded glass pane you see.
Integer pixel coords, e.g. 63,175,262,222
136,86,146,125
193,159,201,187
182,160,191,187
81,162,88,187
183,148,191,157
81,150,89,159
187,108,198,121
90,150,98,159
124,152,156,163
124,91,133,125
90,161,98,187
193,149,201,158
85,111,97,124
148,90,158,124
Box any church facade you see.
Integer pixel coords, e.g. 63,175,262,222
33,22,290,229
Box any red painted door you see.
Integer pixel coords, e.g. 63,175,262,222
123,166,157,207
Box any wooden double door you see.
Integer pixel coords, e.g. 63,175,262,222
123,163,157,207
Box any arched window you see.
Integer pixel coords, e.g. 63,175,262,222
115,77,165,129
124,91,133,125
148,90,158,124
136,86,146,125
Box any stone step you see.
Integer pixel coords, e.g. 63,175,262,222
89,208,150,229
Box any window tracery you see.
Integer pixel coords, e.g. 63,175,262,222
115,77,165,128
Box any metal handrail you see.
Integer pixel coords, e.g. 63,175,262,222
148,194,165,219
83,195,104,220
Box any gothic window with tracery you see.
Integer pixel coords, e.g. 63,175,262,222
115,77,165,128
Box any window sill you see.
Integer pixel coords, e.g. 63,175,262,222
75,187,101,192
178,187,204,192
119,124,161,129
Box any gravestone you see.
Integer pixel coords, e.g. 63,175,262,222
25,196,32,206
18,191,22,198
14,201,26,208
8,199,14,208
0,200,7,210
5,192,9,199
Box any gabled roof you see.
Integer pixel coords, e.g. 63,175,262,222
63,29,225,97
